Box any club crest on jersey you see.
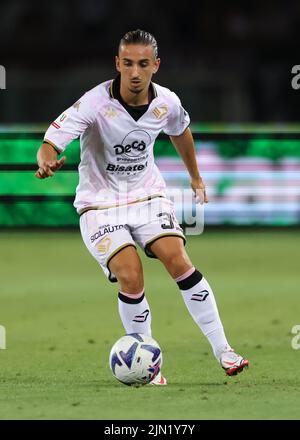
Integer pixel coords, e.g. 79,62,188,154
51,112,68,129
152,104,168,119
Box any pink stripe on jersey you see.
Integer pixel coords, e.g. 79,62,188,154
175,266,195,282
119,289,144,299
51,121,60,129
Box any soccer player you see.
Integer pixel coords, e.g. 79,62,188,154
36,29,249,385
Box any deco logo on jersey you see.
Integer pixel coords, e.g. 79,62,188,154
90,224,125,243
114,140,146,156
113,130,151,159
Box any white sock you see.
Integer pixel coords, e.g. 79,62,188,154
176,269,231,360
118,290,152,337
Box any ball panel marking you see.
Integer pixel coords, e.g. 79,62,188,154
119,342,138,369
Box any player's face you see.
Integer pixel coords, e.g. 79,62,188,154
116,44,160,95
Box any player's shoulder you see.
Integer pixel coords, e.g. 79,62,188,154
78,80,112,113
83,80,111,101
153,82,181,105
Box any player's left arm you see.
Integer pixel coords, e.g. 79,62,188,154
170,127,208,204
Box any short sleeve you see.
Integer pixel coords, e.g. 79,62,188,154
163,92,190,136
44,90,97,153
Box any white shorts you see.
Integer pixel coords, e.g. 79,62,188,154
79,196,185,282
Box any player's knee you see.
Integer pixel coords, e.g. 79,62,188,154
163,253,192,278
116,266,144,293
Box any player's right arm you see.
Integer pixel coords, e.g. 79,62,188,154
36,142,66,179
35,88,98,179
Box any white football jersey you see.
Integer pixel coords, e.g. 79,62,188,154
44,79,190,214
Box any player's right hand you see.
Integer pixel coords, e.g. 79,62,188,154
35,156,66,179
190,176,209,204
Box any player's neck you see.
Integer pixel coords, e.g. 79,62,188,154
120,84,151,107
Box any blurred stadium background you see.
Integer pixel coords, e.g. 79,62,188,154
1,126,300,227
0,0,300,420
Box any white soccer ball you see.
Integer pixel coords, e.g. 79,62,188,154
109,333,162,386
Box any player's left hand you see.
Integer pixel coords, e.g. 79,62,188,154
191,177,208,204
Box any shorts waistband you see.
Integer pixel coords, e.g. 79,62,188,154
78,194,164,217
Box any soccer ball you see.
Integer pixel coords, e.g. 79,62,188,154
109,333,162,386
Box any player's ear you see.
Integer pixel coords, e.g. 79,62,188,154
153,58,160,74
115,56,121,72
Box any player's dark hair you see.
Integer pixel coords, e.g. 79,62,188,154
119,29,158,59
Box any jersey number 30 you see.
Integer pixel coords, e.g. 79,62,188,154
157,212,174,229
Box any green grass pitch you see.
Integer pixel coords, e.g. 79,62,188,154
0,229,299,420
